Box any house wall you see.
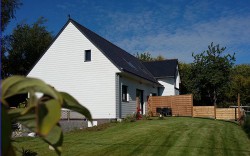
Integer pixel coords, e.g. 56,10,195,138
175,67,180,95
158,68,180,96
28,22,120,119
119,75,158,118
158,78,175,96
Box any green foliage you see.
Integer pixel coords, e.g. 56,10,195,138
135,52,165,62
190,43,235,106
1,0,22,31
154,55,165,61
242,114,250,138
1,17,53,78
1,76,92,156
142,115,152,120
226,64,250,106
135,52,154,61
179,62,192,94
2,105,15,156
123,114,136,122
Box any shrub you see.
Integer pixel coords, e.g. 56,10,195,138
242,114,250,138
123,114,136,122
142,115,152,120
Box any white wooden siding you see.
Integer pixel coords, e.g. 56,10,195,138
175,66,180,89
174,66,180,95
120,76,158,118
28,22,120,119
158,78,175,96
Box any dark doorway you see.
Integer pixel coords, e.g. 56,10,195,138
136,89,144,114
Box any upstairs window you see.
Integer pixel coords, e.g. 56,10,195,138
85,50,91,61
122,85,128,102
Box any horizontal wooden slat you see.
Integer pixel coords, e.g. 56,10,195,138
148,94,193,117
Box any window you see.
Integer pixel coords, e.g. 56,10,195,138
122,85,128,102
85,50,91,61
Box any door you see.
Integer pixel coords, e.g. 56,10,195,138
136,89,144,114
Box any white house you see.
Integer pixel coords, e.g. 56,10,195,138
28,18,180,120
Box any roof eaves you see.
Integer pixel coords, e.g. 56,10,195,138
122,68,162,86
155,76,175,79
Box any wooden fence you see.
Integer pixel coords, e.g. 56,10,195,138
216,108,239,120
148,94,240,121
193,106,214,118
147,94,193,117
193,106,239,120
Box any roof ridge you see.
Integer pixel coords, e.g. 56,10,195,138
143,59,178,63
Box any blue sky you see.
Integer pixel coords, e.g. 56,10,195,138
5,0,250,64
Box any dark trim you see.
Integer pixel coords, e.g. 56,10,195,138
121,85,128,102
84,49,91,61
26,20,72,76
174,87,180,90
155,76,175,79
118,74,122,118
122,68,162,86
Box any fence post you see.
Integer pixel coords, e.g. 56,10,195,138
191,94,193,117
147,96,152,117
238,93,241,120
235,107,237,121
214,105,216,119
67,110,70,121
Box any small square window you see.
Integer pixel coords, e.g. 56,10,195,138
122,85,128,102
85,50,91,61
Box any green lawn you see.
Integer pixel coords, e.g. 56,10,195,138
13,117,250,156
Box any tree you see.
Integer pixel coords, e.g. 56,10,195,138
190,43,235,107
135,52,154,61
2,17,53,78
154,55,165,61
226,64,250,106
179,62,192,94
1,0,22,31
1,76,92,156
135,52,165,61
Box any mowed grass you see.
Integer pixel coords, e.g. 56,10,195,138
13,117,250,156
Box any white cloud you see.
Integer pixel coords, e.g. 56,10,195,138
110,13,250,63
60,0,250,64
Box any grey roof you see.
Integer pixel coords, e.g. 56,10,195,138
143,59,178,78
70,19,159,84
